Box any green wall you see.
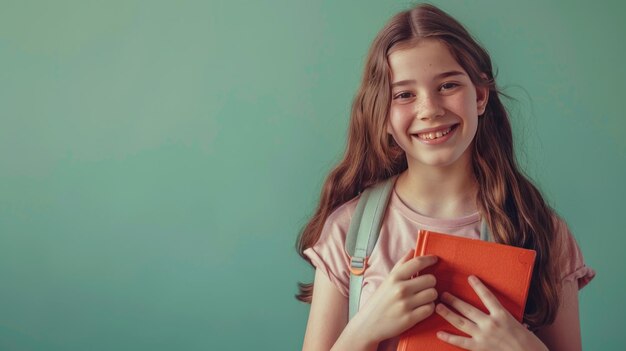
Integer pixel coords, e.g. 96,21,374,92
0,0,623,349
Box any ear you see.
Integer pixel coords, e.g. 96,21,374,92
476,73,489,116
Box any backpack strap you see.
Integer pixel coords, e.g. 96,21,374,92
480,215,491,241
345,175,397,320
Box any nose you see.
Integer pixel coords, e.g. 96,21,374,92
415,93,444,120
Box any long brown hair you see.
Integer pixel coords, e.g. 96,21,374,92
295,2,560,330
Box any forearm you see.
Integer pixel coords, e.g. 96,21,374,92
330,315,379,351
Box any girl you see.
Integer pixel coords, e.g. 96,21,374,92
296,3,594,351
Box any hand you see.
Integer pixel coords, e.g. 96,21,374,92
435,275,548,351
351,250,439,345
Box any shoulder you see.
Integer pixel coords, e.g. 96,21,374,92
549,211,596,289
321,194,361,238
302,194,362,297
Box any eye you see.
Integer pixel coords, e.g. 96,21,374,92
440,82,459,91
393,92,414,100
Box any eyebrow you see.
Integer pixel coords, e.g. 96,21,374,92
391,70,466,88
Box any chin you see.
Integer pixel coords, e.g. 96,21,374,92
407,153,467,169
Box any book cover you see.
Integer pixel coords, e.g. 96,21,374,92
397,230,536,351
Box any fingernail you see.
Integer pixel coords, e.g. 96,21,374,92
468,275,477,284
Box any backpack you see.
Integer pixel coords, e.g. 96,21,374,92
344,175,492,320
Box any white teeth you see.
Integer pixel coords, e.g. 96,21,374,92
417,127,452,140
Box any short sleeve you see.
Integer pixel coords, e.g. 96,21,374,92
553,214,596,290
302,197,359,298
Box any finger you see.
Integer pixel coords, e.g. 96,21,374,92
468,275,504,314
399,249,416,265
406,287,438,309
393,255,438,280
440,291,486,323
391,249,415,271
405,273,436,295
407,302,436,326
435,303,478,335
436,331,474,350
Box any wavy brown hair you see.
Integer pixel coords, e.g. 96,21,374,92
295,2,560,330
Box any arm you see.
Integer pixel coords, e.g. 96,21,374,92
302,269,378,351
534,279,583,351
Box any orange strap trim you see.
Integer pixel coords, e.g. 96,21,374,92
349,256,368,276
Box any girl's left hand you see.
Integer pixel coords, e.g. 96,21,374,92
435,275,548,351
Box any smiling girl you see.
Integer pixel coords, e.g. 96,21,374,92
296,3,594,351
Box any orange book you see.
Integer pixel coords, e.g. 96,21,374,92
397,230,536,351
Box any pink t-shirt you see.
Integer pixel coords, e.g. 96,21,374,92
303,182,595,350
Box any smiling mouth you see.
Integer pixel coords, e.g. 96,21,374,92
413,124,459,140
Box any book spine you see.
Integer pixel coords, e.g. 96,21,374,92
416,230,429,257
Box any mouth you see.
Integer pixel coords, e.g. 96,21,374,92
413,124,459,141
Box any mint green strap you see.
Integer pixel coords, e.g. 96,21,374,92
480,216,491,241
348,274,364,321
347,176,396,320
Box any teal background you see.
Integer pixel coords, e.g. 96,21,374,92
0,0,623,350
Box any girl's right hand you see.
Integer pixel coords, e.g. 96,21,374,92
351,250,438,345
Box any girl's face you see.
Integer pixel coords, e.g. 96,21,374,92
386,38,489,172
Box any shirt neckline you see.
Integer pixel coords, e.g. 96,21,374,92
389,176,481,228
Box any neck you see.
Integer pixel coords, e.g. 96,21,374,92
395,159,479,219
